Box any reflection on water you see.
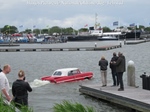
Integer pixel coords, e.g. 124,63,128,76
0,41,150,112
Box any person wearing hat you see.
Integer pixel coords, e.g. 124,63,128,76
12,70,32,108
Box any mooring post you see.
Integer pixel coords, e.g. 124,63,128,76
95,43,97,47
120,41,122,47
127,60,136,87
124,39,126,45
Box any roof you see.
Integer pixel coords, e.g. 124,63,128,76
55,68,79,72
52,68,80,76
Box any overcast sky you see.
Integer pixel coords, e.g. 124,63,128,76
0,0,150,30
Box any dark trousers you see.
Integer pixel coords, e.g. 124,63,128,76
112,72,119,86
14,96,28,108
118,72,124,89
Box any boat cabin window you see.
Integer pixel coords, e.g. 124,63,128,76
53,71,62,76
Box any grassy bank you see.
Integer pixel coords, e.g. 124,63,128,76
0,96,33,112
1,96,95,112
53,100,96,112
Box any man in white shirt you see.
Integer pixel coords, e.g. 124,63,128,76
0,65,11,102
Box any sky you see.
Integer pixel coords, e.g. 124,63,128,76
0,0,150,31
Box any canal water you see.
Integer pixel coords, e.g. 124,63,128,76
0,41,150,112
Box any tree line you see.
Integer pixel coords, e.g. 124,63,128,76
0,25,150,35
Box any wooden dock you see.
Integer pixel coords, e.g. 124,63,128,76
124,39,150,45
0,44,121,52
0,44,20,47
79,84,150,112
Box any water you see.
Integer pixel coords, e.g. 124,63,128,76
0,41,150,112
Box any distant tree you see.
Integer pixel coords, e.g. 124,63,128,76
119,26,124,29
127,27,132,30
24,29,32,34
50,26,61,34
33,29,41,34
102,26,111,32
41,29,48,34
139,25,145,29
144,27,150,32
1,25,18,34
65,27,75,34
78,28,88,32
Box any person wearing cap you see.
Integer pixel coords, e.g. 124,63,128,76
98,56,108,87
110,52,119,86
12,70,32,108
0,64,11,102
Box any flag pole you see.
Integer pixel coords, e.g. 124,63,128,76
118,18,120,41
135,24,136,40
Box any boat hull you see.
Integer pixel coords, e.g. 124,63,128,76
97,37,118,41
67,32,141,41
67,35,99,41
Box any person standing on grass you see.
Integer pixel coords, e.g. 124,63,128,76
0,65,12,102
98,56,108,87
12,70,32,108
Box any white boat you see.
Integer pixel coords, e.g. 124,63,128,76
97,35,118,40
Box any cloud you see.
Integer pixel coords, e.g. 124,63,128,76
0,0,150,30
4,14,116,30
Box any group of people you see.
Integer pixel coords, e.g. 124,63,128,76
98,52,126,91
0,64,32,108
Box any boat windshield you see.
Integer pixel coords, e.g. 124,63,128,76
53,71,62,76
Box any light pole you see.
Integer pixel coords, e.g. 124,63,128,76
135,26,136,40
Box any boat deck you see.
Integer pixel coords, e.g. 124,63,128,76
79,84,150,112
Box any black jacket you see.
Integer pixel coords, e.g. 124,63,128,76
115,55,126,73
110,56,118,73
12,80,32,106
99,59,108,70
0,68,2,72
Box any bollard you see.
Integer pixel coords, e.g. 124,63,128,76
124,39,126,45
127,60,136,87
148,76,150,90
120,41,122,47
140,72,148,90
95,43,97,47
144,38,147,42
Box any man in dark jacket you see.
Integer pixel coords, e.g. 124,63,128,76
115,52,126,91
110,52,119,86
99,56,108,87
12,70,32,108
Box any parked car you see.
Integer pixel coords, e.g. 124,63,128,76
41,68,93,83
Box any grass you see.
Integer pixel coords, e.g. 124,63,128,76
0,95,33,112
1,95,95,112
53,100,96,112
